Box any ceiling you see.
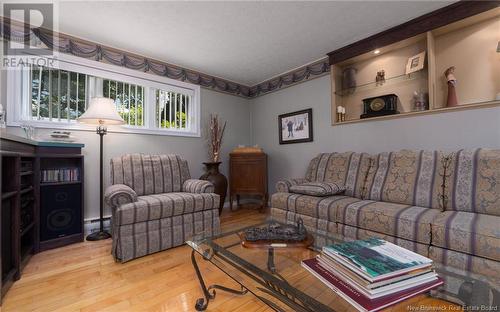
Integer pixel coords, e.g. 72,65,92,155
55,1,453,86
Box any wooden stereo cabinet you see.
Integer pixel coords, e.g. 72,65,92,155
229,152,268,212
0,132,84,304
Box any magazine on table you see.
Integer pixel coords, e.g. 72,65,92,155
322,238,432,282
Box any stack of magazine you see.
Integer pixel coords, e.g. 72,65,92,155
301,238,443,312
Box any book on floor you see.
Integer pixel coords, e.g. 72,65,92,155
302,258,443,312
322,238,432,283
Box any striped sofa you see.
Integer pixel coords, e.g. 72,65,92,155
104,154,221,262
271,149,500,277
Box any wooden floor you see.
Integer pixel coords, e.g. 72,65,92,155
1,205,460,312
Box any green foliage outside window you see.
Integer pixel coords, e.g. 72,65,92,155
31,66,86,121
103,79,144,126
156,90,189,129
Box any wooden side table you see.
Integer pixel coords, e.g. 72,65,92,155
229,152,268,211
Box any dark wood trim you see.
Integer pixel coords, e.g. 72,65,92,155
36,147,82,155
328,1,500,65
33,157,41,253
12,157,21,281
0,140,35,154
38,233,84,252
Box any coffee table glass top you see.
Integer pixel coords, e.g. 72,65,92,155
187,221,499,312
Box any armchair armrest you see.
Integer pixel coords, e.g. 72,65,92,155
275,178,309,193
182,179,215,193
105,184,138,208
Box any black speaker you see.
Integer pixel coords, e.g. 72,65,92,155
40,184,82,241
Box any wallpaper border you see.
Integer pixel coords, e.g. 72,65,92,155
1,17,329,99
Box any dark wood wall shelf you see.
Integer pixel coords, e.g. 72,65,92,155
0,132,84,305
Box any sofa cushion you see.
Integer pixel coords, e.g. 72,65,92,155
336,200,439,244
275,178,309,193
289,182,345,196
444,149,500,216
110,154,191,196
363,150,444,210
271,192,361,222
305,152,371,199
431,211,500,261
115,192,219,226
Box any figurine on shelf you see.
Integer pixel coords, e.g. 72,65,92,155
445,66,458,107
376,70,385,86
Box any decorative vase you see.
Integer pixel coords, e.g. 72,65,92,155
200,162,227,215
342,67,357,91
446,82,458,107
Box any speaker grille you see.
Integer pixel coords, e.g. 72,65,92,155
40,184,82,241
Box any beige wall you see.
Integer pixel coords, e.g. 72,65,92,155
1,69,251,220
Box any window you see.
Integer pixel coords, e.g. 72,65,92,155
103,79,145,127
8,54,200,137
30,65,87,121
156,90,190,129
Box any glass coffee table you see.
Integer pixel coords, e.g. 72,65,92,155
187,221,499,311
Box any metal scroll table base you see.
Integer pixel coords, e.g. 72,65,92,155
191,250,248,311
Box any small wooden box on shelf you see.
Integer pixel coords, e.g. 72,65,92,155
329,5,500,126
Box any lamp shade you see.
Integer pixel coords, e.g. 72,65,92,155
77,97,125,125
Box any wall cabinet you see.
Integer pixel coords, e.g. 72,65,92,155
330,6,500,125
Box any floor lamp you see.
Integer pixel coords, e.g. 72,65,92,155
78,97,124,241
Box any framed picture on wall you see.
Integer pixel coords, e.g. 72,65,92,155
278,108,313,144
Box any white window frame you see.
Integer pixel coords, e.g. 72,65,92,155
7,52,201,137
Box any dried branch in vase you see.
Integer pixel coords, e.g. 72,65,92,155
207,114,226,163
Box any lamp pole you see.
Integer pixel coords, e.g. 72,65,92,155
86,123,111,241
77,97,124,241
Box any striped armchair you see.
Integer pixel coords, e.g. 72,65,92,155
105,154,220,262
